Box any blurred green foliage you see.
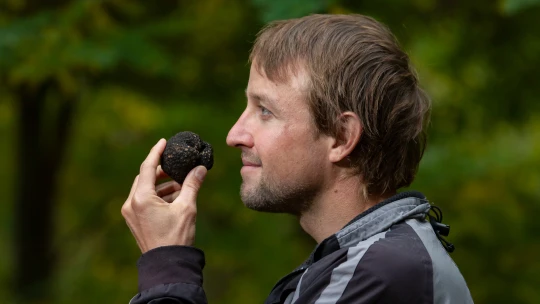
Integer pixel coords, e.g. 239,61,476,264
0,0,539,303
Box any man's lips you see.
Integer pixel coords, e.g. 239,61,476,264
241,151,261,168
241,159,260,175
242,159,261,166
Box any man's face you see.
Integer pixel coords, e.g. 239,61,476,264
226,63,332,214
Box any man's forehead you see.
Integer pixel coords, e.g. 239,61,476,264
248,62,310,96
245,89,276,105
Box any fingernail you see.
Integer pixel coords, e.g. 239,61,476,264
195,166,207,182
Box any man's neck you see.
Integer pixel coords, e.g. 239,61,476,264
298,175,393,243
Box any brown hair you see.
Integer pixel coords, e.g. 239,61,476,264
250,14,431,196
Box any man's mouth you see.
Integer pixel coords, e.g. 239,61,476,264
241,152,262,167
242,159,261,166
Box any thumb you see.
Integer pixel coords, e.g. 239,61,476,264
175,166,207,204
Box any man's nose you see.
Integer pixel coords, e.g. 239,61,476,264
226,111,253,148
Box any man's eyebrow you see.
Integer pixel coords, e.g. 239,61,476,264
245,89,275,105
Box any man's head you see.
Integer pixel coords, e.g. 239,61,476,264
227,14,430,213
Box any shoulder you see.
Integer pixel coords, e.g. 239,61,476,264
360,221,433,275
342,222,434,303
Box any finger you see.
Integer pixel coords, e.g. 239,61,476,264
138,139,167,193
156,165,170,181
162,190,181,203
156,180,182,197
174,166,207,205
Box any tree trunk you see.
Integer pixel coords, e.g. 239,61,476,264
14,81,75,302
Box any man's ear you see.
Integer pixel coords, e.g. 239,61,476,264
328,112,362,163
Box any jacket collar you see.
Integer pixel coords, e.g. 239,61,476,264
299,191,430,269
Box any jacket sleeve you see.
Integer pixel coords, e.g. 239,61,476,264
129,246,207,304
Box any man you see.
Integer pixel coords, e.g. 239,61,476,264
122,14,474,303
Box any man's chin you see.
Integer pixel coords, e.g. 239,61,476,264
239,180,313,215
240,186,286,213
242,200,288,213
240,191,304,215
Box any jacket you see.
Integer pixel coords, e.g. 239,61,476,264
129,191,474,303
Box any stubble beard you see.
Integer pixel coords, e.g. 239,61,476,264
240,173,316,215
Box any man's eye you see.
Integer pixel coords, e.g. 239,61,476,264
260,106,272,116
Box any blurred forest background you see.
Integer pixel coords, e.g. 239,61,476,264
1,0,539,303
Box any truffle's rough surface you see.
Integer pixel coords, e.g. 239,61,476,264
161,131,214,183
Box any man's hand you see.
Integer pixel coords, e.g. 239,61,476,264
121,139,207,253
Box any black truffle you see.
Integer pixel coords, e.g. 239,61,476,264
160,131,214,183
